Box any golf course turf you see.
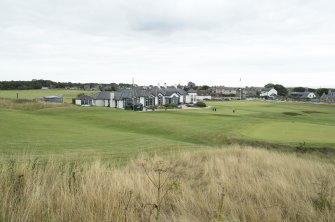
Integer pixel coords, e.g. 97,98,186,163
1,92,334,158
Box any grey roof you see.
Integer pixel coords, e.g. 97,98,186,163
90,91,111,100
187,89,197,93
290,92,305,96
150,87,162,96
114,89,133,100
135,88,155,97
290,92,314,98
149,86,184,96
113,86,188,100
176,88,188,95
76,95,93,100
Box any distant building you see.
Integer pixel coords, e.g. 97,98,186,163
83,85,91,91
320,90,335,103
75,95,93,106
43,96,63,103
91,91,112,107
289,92,316,100
243,87,261,98
260,88,277,98
74,85,203,109
210,86,238,96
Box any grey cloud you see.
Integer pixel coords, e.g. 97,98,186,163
0,0,335,86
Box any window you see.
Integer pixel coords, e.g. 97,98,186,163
145,97,154,106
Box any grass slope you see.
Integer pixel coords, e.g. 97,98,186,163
0,97,335,157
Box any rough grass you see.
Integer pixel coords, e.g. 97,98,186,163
0,89,96,103
0,98,67,110
1,146,334,222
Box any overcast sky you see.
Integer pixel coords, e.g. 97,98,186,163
1,0,335,87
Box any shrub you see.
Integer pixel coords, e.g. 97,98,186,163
163,104,177,109
194,101,207,107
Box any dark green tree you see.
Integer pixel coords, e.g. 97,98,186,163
264,83,288,97
264,83,275,88
199,85,210,90
292,87,306,92
274,84,288,97
316,88,329,97
187,81,197,90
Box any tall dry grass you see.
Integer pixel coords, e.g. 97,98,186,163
0,98,66,110
0,146,334,222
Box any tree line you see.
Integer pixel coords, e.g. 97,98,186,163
264,83,329,97
0,80,124,91
0,79,330,97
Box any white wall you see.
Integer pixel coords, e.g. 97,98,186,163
94,100,105,107
140,97,145,105
268,89,278,96
196,95,211,101
75,99,82,105
260,89,277,97
117,100,124,109
186,93,197,103
179,95,185,104
307,93,316,98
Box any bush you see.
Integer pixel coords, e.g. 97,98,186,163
194,101,207,107
163,104,177,109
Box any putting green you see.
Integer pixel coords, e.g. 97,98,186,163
242,121,335,145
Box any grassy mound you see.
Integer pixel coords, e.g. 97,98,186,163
1,146,334,221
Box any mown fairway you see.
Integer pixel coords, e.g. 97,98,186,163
1,94,335,157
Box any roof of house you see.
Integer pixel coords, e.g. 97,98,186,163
114,89,133,100
187,89,197,93
261,88,277,93
176,88,188,95
290,92,314,98
90,91,111,100
112,86,190,101
76,95,93,100
135,88,155,97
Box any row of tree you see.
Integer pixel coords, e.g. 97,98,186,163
264,83,329,97
0,80,330,97
0,80,128,91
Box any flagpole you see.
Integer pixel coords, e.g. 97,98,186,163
240,78,242,100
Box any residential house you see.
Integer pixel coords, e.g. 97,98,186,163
111,89,133,109
75,85,199,109
260,88,278,97
210,86,238,96
91,91,111,107
75,95,93,106
243,87,261,98
196,90,212,101
320,90,335,103
289,92,316,100
83,85,91,90
185,89,197,103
